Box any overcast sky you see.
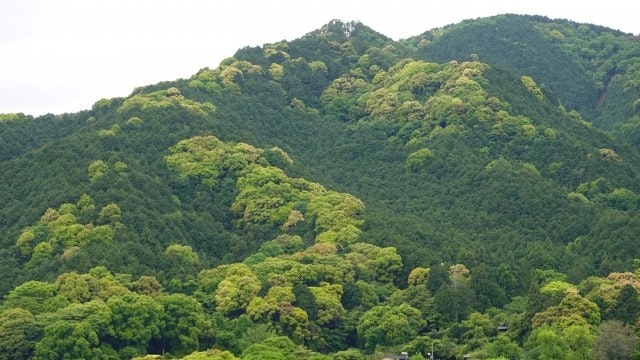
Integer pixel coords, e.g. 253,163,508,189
1,0,638,116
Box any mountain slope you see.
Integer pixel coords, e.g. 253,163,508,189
406,14,640,135
2,17,640,290
2,15,640,359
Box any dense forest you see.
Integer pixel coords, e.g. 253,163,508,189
2,14,640,359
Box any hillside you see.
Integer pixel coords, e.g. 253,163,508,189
406,14,640,140
2,15,640,359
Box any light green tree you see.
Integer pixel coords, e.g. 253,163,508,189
524,326,570,360
165,244,200,267
357,304,424,351
55,272,92,303
215,271,261,315
563,324,594,360
182,349,239,359
98,204,121,224
88,160,108,182
269,63,285,81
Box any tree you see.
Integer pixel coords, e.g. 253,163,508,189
292,283,318,320
164,244,200,275
426,264,449,293
521,75,544,101
106,293,163,355
214,271,261,315
53,300,113,340
269,63,285,81
480,333,523,359
26,242,54,269
524,326,570,360
55,272,92,303
132,276,163,297
407,267,430,286
606,284,640,324
309,283,346,326
532,289,600,330
160,293,208,356
88,160,108,182
235,322,277,354
357,304,424,351
33,321,106,360
242,336,296,360
0,308,40,360
182,349,239,359
435,280,475,322
594,321,638,360
563,324,594,360
98,204,122,225
1,280,63,315
333,348,365,360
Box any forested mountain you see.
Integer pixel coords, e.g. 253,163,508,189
1,15,640,359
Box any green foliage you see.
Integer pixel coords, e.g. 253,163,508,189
269,63,285,81
118,87,216,118
14,198,119,272
214,269,261,314
33,320,105,360
0,308,39,360
0,112,31,123
107,293,163,354
166,135,258,187
405,148,432,171
524,326,571,359
4,14,640,360
167,134,365,247
594,320,638,360
357,304,424,351
2,281,62,315
160,293,208,355
521,75,544,101
165,244,200,267
88,160,109,182
182,349,239,359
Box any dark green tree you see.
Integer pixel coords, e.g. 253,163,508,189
159,293,208,356
594,321,638,360
606,284,640,324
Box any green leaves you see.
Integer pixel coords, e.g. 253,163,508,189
521,75,544,101
214,270,261,315
167,134,365,247
357,304,424,350
33,320,103,360
0,308,39,360
160,293,208,355
88,160,108,182
107,293,163,352
117,87,216,118
14,195,120,269
1,281,61,315
165,135,262,187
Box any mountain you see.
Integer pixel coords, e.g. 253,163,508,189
406,14,640,137
1,15,640,359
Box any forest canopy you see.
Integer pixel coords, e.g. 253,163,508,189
2,14,640,359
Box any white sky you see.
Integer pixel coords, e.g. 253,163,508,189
1,0,638,116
